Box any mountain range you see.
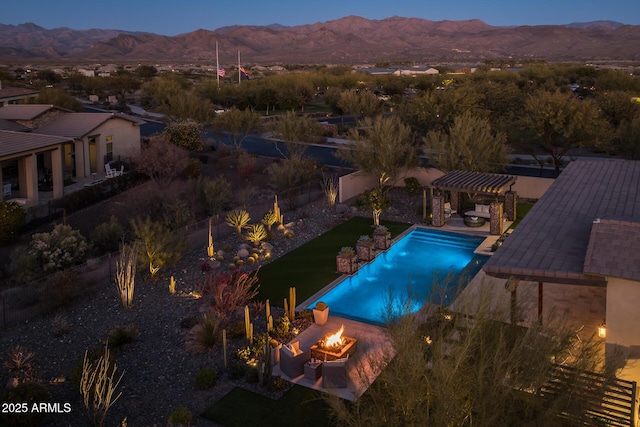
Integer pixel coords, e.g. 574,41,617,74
1,16,640,64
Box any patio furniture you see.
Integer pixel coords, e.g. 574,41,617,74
322,356,349,388
105,164,124,178
444,202,457,218
279,341,310,379
304,360,323,381
464,203,491,219
464,216,486,227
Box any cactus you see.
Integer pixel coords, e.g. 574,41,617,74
315,301,327,311
169,275,176,294
261,342,272,386
273,196,283,225
267,315,273,332
245,223,267,245
226,209,251,235
222,329,227,368
207,218,215,259
288,287,296,320
244,305,252,343
266,299,271,319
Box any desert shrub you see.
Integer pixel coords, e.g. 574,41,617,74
51,314,73,337
0,382,50,427
228,320,247,339
228,361,249,380
3,345,37,384
90,216,125,255
195,367,218,390
183,158,203,179
108,325,140,349
238,152,258,180
272,316,291,340
167,406,193,427
29,223,87,272
268,375,290,392
131,216,186,277
404,176,421,195
196,175,232,216
186,313,222,352
79,345,124,427
40,270,84,311
0,201,26,244
196,269,260,323
235,185,258,208
165,119,204,151
162,198,193,230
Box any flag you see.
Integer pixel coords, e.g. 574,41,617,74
240,66,249,80
217,67,226,77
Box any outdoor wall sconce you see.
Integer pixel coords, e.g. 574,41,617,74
598,323,607,339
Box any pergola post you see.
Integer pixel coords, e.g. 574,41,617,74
489,201,503,235
450,191,461,215
505,191,517,221
431,195,445,227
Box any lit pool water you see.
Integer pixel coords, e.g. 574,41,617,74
307,227,489,325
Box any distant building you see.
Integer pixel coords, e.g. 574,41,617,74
0,83,39,106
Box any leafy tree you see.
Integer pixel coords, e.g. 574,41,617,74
617,116,640,160
519,90,611,176
424,112,511,173
164,119,205,151
268,111,324,145
131,216,185,277
29,88,84,111
336,115,418,187
134,65,158,79
363,187,393,226
196,176,232,216
213,107,261,152
136,135,190,187
337,89,383,118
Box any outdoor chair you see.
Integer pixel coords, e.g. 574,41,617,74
279,341,310,379
105,163,116,178
444,202,457,219
322,356,349,388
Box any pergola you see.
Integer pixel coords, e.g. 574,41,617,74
430,170,518,235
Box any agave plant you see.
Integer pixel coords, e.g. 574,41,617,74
245,223,267,246
225,209,251,235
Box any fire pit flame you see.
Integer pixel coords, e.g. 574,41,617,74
322,324,345,349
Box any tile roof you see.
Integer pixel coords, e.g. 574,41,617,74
584,219,640,281
431,170,518,195
0,119,29,132
483,159,640,286
0,86,39,100
36,112,140,138
0,104,69,120
0,130,72,158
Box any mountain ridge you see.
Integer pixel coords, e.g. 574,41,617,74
1,16,638,63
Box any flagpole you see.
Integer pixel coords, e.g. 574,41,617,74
216,40,220,88
238,50,241,85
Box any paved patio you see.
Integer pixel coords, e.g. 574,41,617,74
273,315,394,401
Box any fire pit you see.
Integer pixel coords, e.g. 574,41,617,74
310,325,358,361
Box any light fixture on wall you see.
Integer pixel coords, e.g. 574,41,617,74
598,322,607,339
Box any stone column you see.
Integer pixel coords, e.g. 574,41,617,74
431,195,445,227
450,191,461,215
505,191,517,221
489,202,503,236
51,147,64,199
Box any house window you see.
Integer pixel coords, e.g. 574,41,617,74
105,142,113,163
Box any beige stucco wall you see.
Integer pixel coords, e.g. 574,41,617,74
339,167,554,203
606,277,640,385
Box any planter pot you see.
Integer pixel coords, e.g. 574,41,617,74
373,231,391,250
336,254,358,274
356,242,375,262
313,307,330,325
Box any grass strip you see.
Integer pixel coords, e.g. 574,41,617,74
200,385,331,427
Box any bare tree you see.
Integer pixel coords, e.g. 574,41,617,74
135,135,189,188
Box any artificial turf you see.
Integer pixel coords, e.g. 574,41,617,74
256,216,412,307
200,385,332,427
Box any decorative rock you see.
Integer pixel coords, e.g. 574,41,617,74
335,203,351,214
237,248,250,258
260,242,274,252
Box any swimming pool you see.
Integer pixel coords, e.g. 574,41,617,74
307,227,489,325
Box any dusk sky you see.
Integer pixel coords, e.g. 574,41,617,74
3,0,640,36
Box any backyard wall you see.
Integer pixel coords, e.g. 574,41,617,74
339,168,554,202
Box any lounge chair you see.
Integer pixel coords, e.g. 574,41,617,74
322,356,349,388
279,341,310,379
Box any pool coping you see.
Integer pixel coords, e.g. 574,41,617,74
297,223,497,312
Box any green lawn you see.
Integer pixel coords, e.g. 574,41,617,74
257,217,412,307
201,385,332,427
508,201,535,229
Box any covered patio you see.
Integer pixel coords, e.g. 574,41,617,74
430,170,518,235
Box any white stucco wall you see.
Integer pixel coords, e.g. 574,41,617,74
606,277,640,385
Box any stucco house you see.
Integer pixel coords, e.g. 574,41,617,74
483,159,640,385
1,106,143,207
0,83,39,106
